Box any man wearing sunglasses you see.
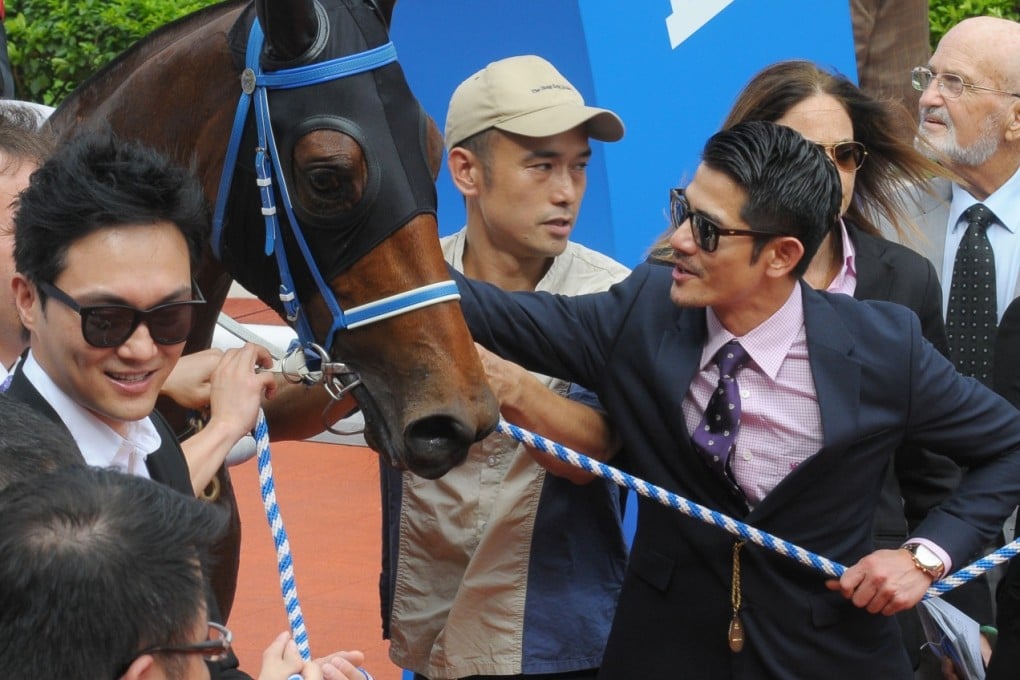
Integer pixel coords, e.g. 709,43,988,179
449,120,1020,678
4,133,280,679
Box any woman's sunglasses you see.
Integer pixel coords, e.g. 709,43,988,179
815,140,867,173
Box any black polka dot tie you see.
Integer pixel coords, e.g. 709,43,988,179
692,341,750,487
946,203,998,384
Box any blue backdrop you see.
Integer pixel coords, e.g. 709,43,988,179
390,0,857,268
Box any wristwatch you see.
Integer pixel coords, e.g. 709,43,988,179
902,543,945,581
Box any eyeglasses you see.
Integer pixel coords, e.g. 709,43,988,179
120,621,232,674
669,188,787,253
815,141,867,173
37,280,205,348
911,66,1020,100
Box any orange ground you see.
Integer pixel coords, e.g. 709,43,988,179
228,439,405,680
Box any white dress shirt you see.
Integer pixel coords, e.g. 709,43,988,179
21,351,161,478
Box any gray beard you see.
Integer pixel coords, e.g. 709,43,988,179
916,108,1001,168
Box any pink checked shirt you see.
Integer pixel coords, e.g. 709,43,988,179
682,283,822,508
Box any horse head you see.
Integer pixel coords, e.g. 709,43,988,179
52,0,499,479
212,0,499,479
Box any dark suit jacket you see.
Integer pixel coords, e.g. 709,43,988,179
5,368,250,680
988,297,1020,680
851,225,960,544
455,264,1020,679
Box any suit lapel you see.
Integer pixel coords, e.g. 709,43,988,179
850,227,894,302
912,178,951,282
750,289,861,523
6,369,88,465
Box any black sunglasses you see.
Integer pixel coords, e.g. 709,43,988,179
37,280,206,348
669,188,787,253
815,141,867,173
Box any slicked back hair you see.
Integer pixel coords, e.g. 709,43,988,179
701,120,841,278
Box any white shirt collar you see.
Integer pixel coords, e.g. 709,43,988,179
21,351,161,478
949,164,1020,235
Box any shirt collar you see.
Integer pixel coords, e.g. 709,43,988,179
703,282,805,380
22,351,162,471
949,164,1020,234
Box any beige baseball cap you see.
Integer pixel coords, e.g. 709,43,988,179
444,55,625,151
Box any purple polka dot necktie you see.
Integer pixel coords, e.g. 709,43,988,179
692,341,750,486
946,204,998,384
0,373,11,393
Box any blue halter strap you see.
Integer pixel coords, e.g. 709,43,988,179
212,20,459,356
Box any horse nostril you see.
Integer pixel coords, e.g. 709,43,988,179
402,415,476,480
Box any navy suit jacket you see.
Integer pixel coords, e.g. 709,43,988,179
455,263,1020,679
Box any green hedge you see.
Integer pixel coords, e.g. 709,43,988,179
5,1,1020,106
6,0,216,105
930,0,1020,49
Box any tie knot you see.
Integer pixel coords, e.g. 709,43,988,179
962,203,996,231
713,341,749,377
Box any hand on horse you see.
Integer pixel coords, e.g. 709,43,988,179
473,343,616,485
474,343,530,410
181,342,278,493
206,342,278,438
161,347,225,409
825,547,933,615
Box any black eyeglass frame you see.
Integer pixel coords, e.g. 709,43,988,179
815,140,868,173
117,621,232,676
669,188,790,253
911,66,1020,100
36,279,206,348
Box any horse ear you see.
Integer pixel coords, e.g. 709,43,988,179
256,0,320,63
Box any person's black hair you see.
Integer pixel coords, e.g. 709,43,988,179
12,132,209,293
701,120,841,278
0,393,82,489
0,465,228,678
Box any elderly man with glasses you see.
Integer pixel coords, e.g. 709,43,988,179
908,16,1020,384
905,18,1020,678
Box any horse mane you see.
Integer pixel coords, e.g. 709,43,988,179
57,0,248,112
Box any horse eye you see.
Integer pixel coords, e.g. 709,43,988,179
307,168,342,193
292,131,367,217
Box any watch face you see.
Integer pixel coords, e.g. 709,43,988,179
913,545,940,568
906,544,943,576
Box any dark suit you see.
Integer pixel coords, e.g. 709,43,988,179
455,264,1020,679
5,367,250,680
988,297,1020,680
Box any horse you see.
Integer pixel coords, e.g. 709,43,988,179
48,0,499,617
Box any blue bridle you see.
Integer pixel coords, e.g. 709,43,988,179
212,19,459,382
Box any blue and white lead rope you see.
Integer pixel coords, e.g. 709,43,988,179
250,405,1017,658
254,409,312,662
495,418,1020,600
